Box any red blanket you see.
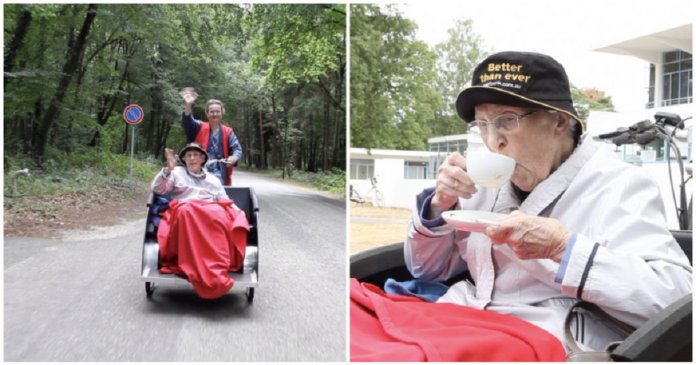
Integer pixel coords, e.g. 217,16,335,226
350,278,566,362
157,199,249,299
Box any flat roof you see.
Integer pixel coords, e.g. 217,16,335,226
595,24,692,63
349,148,438,159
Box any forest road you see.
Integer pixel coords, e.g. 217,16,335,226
4,170,347,362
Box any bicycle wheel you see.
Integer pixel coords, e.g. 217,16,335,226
373,190,385,208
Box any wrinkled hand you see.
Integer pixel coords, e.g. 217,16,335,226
485,210,571,262
164,148,178,173
429,152,477,218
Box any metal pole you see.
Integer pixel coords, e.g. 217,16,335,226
130,125,135,185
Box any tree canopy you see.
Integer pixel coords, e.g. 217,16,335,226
349,5,616,151
4,3,346,176
350,5,439,150
350,5,487,150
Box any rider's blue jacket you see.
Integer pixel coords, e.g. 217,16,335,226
182,113,243,185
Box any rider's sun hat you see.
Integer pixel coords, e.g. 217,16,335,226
178,142,208,165
456,51,585,132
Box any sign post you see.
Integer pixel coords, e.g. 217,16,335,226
123,104,144,185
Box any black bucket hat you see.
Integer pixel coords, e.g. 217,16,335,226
456,51,585,131
178,142,208,165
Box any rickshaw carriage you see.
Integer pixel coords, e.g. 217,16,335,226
141,186,259,302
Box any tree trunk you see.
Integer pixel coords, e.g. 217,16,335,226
4,7,33,90
306,113,315,172
158,117,172,157
331,67,344,168
270,95,285,178
322,92,330,171
32,4,98,163
242,102,252,167
91,41,135,147
308,113,318,172
122,95,131,154
258,109,265,169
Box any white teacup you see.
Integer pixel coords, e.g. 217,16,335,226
466,150,516,188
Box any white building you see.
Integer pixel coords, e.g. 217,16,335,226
349,23,692,229
349,148,438,209
591,23,692,230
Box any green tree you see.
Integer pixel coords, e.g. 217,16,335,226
432,19,489,136
3,4,345,177
350,4,440,150
571,85,616,121
244,4,346,174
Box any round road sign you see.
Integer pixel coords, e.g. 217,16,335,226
123,104,144,125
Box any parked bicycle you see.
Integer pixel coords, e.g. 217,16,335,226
350,177,385,208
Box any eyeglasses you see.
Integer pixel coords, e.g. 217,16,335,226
470,110,556,136
184,152,202,159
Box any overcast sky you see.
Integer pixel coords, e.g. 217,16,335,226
399,0,694,112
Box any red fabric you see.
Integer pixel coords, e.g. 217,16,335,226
194,122,234,185
157,199,249,299
350,278,566,362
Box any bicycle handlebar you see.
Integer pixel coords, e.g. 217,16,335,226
598,112,692,229
205,159,234,167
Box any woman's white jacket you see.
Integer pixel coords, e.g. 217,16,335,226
405,135,692,350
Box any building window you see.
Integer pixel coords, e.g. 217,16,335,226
428,138,468,179
647,64,655,108
404,161,429,179
662,50,692,106
428,140,467,155
350,159,374,179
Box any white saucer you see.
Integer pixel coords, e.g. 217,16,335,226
441,210,506,232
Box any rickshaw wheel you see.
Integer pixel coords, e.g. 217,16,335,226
145,282,155,296
246,287,254,303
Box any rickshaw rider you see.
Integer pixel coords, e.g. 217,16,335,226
151,142,249,299
181,87,243,186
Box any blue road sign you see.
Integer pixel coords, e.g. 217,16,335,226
123,104,144,125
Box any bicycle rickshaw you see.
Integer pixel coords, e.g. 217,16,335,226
141,185,259,302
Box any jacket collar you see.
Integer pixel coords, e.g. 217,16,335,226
186,167,207,180
494,134,598,216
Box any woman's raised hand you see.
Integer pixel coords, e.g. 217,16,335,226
180,87,198,115
180,87,198,104
165,148,178,173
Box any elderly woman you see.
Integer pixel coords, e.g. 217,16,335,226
152,142,228,201
405,51,692,352
151,142,247,299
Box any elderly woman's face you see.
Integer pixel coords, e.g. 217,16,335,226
473,103,566,192
183,150,204,173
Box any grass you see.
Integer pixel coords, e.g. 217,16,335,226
4,149,160,208
241,166,345,196
349,205,411,254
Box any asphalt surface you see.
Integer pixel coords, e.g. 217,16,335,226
4,170,347,361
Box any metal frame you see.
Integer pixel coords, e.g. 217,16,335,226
141,187,259,301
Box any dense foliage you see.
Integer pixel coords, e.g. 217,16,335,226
350,4,440,150
349,5,614,150
350,5,487,150
4,4,346,182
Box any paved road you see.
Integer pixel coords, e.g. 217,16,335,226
4,170,347,361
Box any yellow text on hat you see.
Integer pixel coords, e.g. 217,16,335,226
487,63,523,72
